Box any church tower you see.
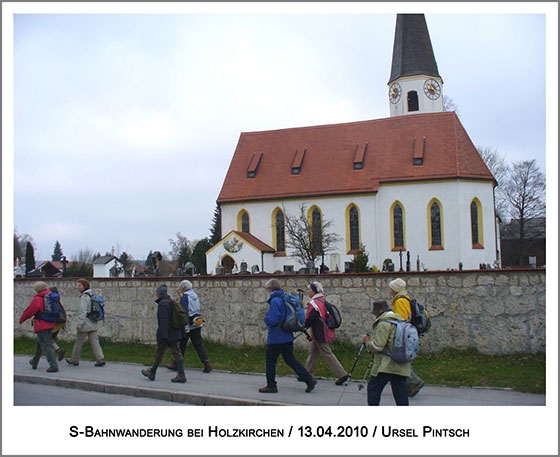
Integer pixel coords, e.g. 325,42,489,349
388,14,444,117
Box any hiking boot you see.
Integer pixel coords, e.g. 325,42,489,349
407,380,425,398
95,360,106,367
165,362,178,371
141,368,156,381
305,378,317,393
258,386,278,393
57,349,66,362
65,358,79,366
171,373,187,383
46,367,59,373
335,374,350,386
29,359,37,370
203,361,212,373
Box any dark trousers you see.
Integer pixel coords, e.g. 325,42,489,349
32,329,58,369
367,373,409,406
180,327,208,364
266,341,312,387
153,340,183,367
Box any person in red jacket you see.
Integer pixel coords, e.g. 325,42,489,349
19,281,59,372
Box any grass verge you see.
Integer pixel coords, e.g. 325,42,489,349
14,336,545,394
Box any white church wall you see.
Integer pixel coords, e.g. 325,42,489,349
375,180,496,270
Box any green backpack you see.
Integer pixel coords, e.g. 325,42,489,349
169,299,188,329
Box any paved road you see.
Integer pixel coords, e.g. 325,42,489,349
13,355,545,406
14,382,181,406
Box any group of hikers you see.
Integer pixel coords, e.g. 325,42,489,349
18,276,426,406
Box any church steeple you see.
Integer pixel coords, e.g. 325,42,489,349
388,14,444,117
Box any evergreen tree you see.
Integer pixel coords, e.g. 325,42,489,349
353,244,370,272
25,242,35,277
145,250,154,266
52,240,63,261
192,238,212,275
209,204,222,246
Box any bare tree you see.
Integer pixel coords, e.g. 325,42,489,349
503,159,546,265
168,232,194,262
284,204,341,268
14,229,34,261
443,95,460,118
477,146,511,219
71,248,95,264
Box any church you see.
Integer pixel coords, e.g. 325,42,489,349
206,14,499,275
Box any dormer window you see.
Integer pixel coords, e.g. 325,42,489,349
407,91,419,112
291,148,306,175
247,151,263,178
413,136,425,166
353,143,367,170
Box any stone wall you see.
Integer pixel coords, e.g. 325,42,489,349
13,269,545,355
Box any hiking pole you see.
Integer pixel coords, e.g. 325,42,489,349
358,353,376,391
336,341,366,406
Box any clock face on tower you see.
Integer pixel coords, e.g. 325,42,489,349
423,79,441,100
389,83,402,104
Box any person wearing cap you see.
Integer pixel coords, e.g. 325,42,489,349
389,278,425,397
166,280,212,373
303,281,349,385
18,281,59,372
259,278,317,394
362,300,410,406
141,284,186,383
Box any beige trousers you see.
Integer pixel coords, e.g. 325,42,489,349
305,341,347,378
71,330,104,362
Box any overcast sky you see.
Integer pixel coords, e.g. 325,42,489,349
6,3,554,262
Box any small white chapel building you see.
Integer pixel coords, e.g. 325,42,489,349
207,14,499,274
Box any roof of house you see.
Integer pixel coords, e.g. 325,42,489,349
388,14,441,84
93,255,119,265
231,231,275,253
217,112,495,204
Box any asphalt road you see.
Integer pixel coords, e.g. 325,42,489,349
14,382,181,406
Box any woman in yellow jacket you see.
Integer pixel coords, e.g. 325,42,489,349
389,278,425,397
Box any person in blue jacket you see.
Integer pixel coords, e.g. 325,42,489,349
259,278,317,393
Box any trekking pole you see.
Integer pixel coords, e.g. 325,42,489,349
336,341,366,406
358,353,376,391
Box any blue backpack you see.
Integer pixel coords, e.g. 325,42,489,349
86,293,105,322
281,294,306,333
40,292,66,324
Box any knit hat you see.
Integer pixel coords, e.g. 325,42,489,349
389,278,406,292
156,284,168,296
372,300,389,315
308,281,324,294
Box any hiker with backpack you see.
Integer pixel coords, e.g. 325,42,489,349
141,284,187,383
259,278,317,394
303,282,349,386
18,281,59,372
48,286,67,362
65,278,106,367
389,278,426,397
166,280,212,374
361,300,411,406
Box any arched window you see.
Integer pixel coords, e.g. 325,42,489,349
237,210,250,233
275,209,285,252
471,198,484,248
407,91,419,112
312,207,322,253
428,199,443,249
349,205,360,251
393,203,404,249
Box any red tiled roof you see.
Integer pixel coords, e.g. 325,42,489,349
230,231,275,253
217,112,494,204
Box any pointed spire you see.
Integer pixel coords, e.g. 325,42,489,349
388,14,441,84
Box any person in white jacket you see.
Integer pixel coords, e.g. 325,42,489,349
65,278,105,367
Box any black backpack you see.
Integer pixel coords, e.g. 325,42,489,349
323,300,342,329
404,296,431,335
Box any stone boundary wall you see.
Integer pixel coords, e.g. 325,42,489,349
13,269,545,355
